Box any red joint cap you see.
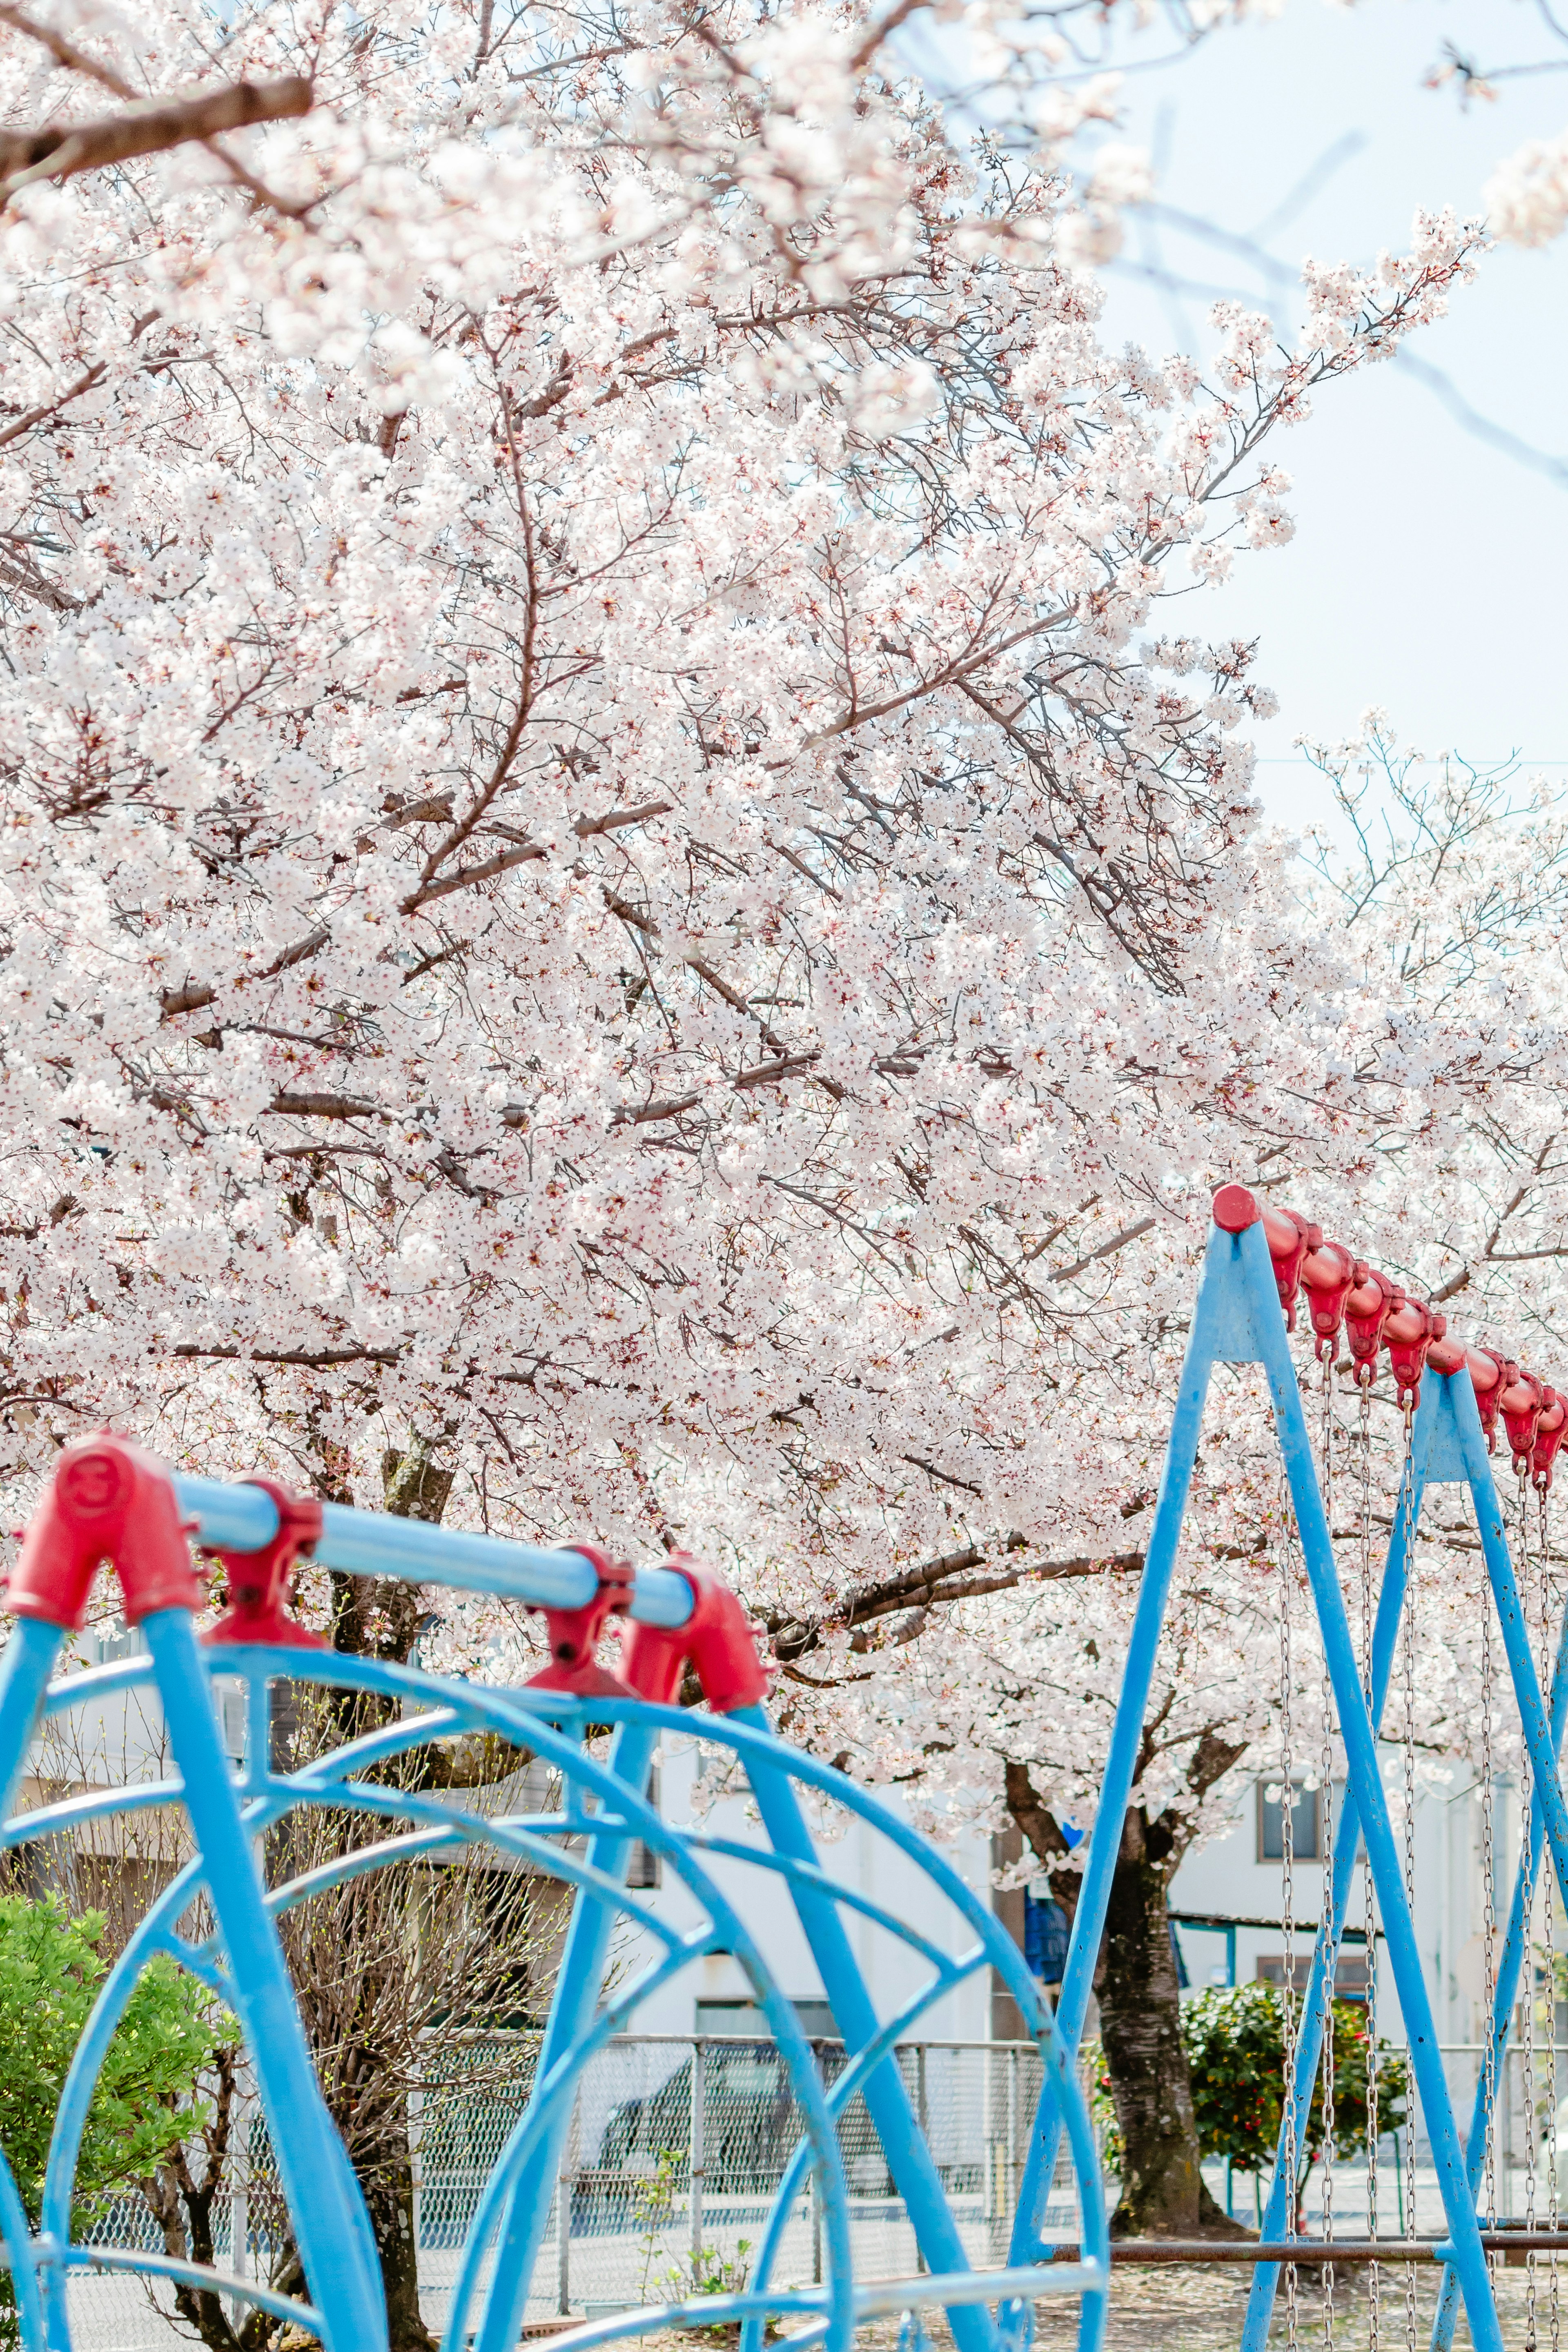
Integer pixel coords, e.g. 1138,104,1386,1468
1535,1390,1567,1491
1299,1239,1358,1361
1268,1210,1324,1333
5,1435,204,1631
620,1555,771,1714
1427,1333,1468,1377
526,1544,637,1698
203,1480,326,1650
1345,1269,1403,1385
1501,1370,1548,1472
1212,1185,1259,1234
1468,1348,1510,1451
1384,1299,1444,1410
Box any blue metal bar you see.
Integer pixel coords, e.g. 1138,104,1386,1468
1430,1486,1568,2349
138,1608,387,2352
0,1617,63,1818
169,1475,693,1625
1447,1377,1568,1932
0,1617,67,2348
1236,1223,1503,2352
732,1702,998,2352
0,2128,46,2351
67,2248,326,2333
472,1719,659,2352
1238,1375,1440,2352
1013,1220,1233,2248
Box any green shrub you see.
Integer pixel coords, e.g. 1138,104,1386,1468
0,1894,229,2340
1091,1980,1409,2178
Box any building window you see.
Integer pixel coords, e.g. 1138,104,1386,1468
1258,1778,1321,1862
1258,1953,1369,2001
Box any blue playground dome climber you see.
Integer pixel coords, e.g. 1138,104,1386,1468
0,1436,1109,2352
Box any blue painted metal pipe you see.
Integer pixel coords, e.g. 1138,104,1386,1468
1238,1224,1503,2352
0,1618,67,2349
1446,1379,1568,1927
472,1719,659,2352
1012,1219,1233,2248
732,1703,998,2352
139,1608,388,2352
170,1476,694,1627
1238,1376,1440,2352
1428,1417,1568,2351
0,1616,62,1821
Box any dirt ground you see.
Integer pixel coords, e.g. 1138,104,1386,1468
853,2261,1566,2350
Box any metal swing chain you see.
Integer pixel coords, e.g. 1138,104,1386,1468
1326,1608,1335,2342
1399,1397,1420,2352
1482,1559,1500,2238
1522,1463,1541,2347
1316,1354,1345,2342
1542,1476,1562,2352
1354,1373,1384,2352
1361,1376,1382,2352
1281,1471,1301,2352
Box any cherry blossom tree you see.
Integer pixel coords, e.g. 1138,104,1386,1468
783,737,1568,2233
0,0,1502,2267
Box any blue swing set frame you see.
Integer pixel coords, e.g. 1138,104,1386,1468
1015,1191,1568,2352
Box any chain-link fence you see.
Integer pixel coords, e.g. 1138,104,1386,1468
68,2031,1568,2346
58,2036,1091,2347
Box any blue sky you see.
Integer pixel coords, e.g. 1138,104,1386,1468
1080,0,1568,833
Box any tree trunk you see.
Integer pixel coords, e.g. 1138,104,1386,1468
1097,1816,1244,2239
363,2148,428,2352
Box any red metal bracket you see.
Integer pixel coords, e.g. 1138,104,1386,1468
1345,1270,1402,1388
203,1480,326,1649
1468,1348,1510,1452
1384,1301,1446,1411
1500,1370,1548,1474
5,1434,205,1631
526,1546,637,1697
1535,1391,1567,1492
1267,1211,1324,1332
621,1556,771,1714
1298,1240,1358,1364
1211,1185,1260,1233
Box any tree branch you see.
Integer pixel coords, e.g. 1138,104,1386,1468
0,77,312,200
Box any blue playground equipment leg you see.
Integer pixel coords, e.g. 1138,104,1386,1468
1237,1223,1503,2352
0,1617,64,1814
1014,1222,1234,2249
0,1618,70,2348
1449,1378,1568,1923
1238,1381,1439,2352
138,1610,387,2352
733,1704,998,2352
473,1718,659,2352
1430,1548,1568,2349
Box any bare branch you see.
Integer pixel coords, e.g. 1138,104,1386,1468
0,77,312,200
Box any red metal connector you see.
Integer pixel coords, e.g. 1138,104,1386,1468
1500,1370,1548,1473
621,1556,772,1714
1211,1185,1261,1233
1384,1300,1446,1411
1299,1240,1359,1363
1267,1211,1324,1332
1345,1270,1403,1389
1535,1391,1567,1492
1468,1348,1511,1452
526,1546,637,1698
203,1480,326,1649
5,1435,204,1630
